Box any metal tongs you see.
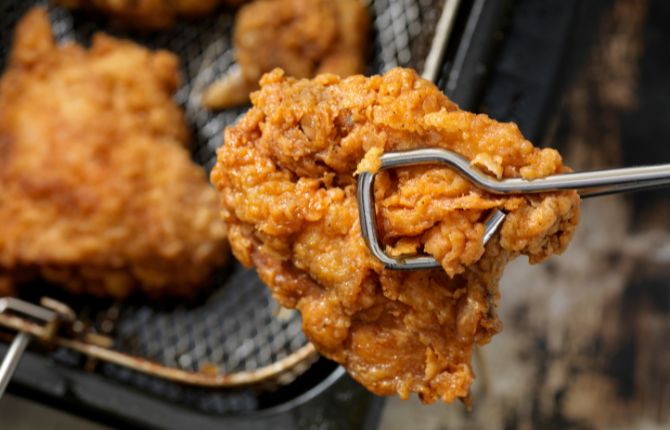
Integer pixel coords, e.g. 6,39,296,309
358,0,670,269
357,148,670,270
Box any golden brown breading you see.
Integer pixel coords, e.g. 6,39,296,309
0,8,228,298
53,0,246,29
211,68,580,402
202,0,369,109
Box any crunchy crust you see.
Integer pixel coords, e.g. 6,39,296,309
0,8,228,298
211,68,580,402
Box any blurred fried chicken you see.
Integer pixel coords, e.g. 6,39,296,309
0,8,228,298
211,68,580,402
202,0,369,109
53,0,246,29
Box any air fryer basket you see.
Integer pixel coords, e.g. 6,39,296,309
0,0,448,414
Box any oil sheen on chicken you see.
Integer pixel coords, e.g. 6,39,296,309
211,68,580,403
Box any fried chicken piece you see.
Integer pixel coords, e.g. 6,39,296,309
0,8,228,299
202,0,369,109
211,68,580,403
53,0,246,29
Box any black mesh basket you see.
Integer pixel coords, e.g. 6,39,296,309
0,0,448,416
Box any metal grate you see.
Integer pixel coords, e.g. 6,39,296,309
0,0,447,414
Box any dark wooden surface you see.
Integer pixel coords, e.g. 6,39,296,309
381,0,670,428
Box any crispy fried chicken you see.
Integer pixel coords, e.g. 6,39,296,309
211,68,580,402
202,0,369,109
0,8,228,298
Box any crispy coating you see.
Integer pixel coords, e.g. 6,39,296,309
0,8,228,298
211,68,580,402
202,0,369,109
53,0,246,29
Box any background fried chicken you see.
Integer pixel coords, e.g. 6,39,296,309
53,0,247,29
202,0,369,109
211,68,580,403
0,8,228,298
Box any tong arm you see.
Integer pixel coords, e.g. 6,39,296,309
358,148,670,270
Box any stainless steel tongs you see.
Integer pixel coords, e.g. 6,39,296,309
357,148,670,270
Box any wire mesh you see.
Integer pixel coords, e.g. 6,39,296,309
0,0,446,414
